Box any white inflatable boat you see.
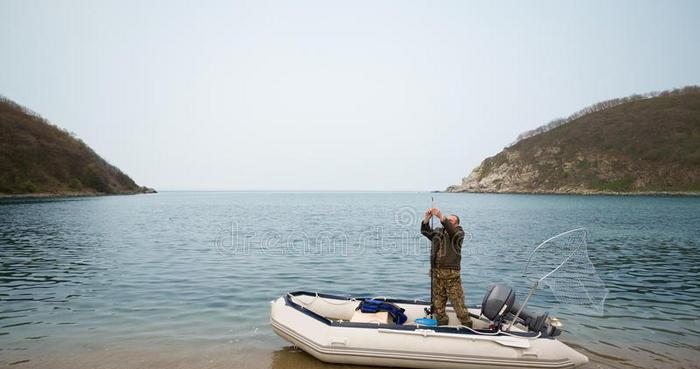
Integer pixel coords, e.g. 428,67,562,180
270,285,589,369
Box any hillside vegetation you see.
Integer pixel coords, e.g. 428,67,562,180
0,96,153,196
447,87,700,194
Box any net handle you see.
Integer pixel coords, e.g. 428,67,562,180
524,228,587,283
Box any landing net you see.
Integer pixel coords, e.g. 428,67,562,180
524,228,608,315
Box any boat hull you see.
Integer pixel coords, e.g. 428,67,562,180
270,293,588,369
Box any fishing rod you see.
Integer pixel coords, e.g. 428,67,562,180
429,196,435,317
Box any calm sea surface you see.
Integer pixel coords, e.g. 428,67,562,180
0,192,698,368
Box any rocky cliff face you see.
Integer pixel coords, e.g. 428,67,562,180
447,88,700,194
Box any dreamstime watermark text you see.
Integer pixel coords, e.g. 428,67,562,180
213,206,480,257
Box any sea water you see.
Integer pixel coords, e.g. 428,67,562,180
0,192,698,368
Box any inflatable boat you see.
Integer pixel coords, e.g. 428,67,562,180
270,285,589,369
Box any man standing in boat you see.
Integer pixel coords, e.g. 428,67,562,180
421,208,472,327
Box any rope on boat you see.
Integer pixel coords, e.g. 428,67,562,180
454,325,542,339
370,296,395,301
289,292,358,306
455,325,500,335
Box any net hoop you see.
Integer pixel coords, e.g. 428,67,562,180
524,227,587,282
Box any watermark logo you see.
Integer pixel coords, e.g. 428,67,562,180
214,205,479,257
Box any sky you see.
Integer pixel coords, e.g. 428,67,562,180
1,0,699,191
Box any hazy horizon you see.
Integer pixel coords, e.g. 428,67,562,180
2,0,699,191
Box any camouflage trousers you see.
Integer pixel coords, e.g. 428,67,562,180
431,268,471,327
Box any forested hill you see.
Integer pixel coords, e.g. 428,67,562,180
447,86,700,194
0,96,154,196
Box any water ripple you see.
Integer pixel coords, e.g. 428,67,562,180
0,192,699,368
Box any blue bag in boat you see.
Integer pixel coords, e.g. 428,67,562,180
356,299,407,325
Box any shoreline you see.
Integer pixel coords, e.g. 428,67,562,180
0,341,689,369
0,189,157,200
443,189,700,197
3,189,698,199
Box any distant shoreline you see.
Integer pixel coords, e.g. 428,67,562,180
0,189,156,200
2,189,698,199
442,189,700,197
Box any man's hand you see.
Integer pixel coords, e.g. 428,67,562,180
423,209,432,224
430,207,446,222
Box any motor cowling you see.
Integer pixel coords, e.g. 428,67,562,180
481,284,515,323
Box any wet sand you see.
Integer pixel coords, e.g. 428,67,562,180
2,343,697,369
1,346,372,369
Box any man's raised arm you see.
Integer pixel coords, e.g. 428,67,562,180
420,209,436,240
435,209,464,239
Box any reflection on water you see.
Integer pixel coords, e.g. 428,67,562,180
0,192,698,368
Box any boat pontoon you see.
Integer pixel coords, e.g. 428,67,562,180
270,285,588,368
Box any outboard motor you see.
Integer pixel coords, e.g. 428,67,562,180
481,284,515,324
481,284,562,337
